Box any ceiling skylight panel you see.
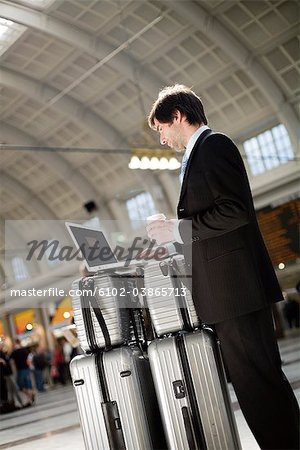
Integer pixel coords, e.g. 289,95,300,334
0,17,26,56
12,0,56,10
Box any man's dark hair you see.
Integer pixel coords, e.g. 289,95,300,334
148,84,208,129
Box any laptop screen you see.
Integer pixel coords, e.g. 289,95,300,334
69,225,118,268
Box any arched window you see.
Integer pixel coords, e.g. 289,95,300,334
44,240,61,267
11,257,29,282
83,217,101,228
243,124,294,176
126,192,157,228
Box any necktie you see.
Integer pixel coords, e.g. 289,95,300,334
180,152,188,184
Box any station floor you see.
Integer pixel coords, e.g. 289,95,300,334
1,330,299,450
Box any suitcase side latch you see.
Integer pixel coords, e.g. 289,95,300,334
173,380,186,399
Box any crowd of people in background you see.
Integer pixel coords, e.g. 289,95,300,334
0,336,79,414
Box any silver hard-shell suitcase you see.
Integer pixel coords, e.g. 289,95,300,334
72,275,131,352
70,347,166,450
144,255,200,336
148,328,241,450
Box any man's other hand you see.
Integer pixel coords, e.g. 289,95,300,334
146,219,177,245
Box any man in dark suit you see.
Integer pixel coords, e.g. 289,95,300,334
146,84,299,449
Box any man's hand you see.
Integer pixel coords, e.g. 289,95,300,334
146,219,177,245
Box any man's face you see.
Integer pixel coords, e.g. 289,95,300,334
154,117,186,153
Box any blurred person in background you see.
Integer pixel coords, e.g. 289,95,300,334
32,346,48,392
0,339,27,408
52,340,66,385
62,338,73,382
0,341,12,412
10,339,35,404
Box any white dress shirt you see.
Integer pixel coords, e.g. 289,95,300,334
179,125,210,184
154,125,210,252
173,125,210,244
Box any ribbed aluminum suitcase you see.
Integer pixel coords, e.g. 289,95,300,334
148,328,241,450
70,347,166,450
72,275,131,352
144,255,200,336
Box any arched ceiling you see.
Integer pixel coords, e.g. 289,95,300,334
0,0,299,258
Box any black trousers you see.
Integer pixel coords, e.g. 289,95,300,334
214,307,299,450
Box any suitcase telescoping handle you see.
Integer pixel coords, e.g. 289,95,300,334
159,258,193,331
182,406,197,450
101,401,126,450
79,278,112,352
135,267,156,341
95,353,126,450
122,277,145,352
79,279,126,449
176,335,207,450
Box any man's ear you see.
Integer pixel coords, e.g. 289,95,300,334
173,110,183,123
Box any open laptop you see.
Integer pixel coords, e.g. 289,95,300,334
66,222,142,272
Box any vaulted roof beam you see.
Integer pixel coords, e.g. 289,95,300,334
1,171,57,219
1,122,115,219
1,67,124,148
0,217,24,251
0,1,163,95
2,123,97,203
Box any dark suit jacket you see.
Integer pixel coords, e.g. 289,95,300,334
177,129,283,324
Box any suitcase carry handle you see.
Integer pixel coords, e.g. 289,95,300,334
79,278,112,351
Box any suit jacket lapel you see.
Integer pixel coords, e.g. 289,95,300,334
179,128,212,203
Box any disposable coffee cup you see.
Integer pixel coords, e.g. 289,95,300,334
146,213,166,224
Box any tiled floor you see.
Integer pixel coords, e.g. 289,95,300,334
1,330,299,450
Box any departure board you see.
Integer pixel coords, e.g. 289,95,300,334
256,198,299,265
